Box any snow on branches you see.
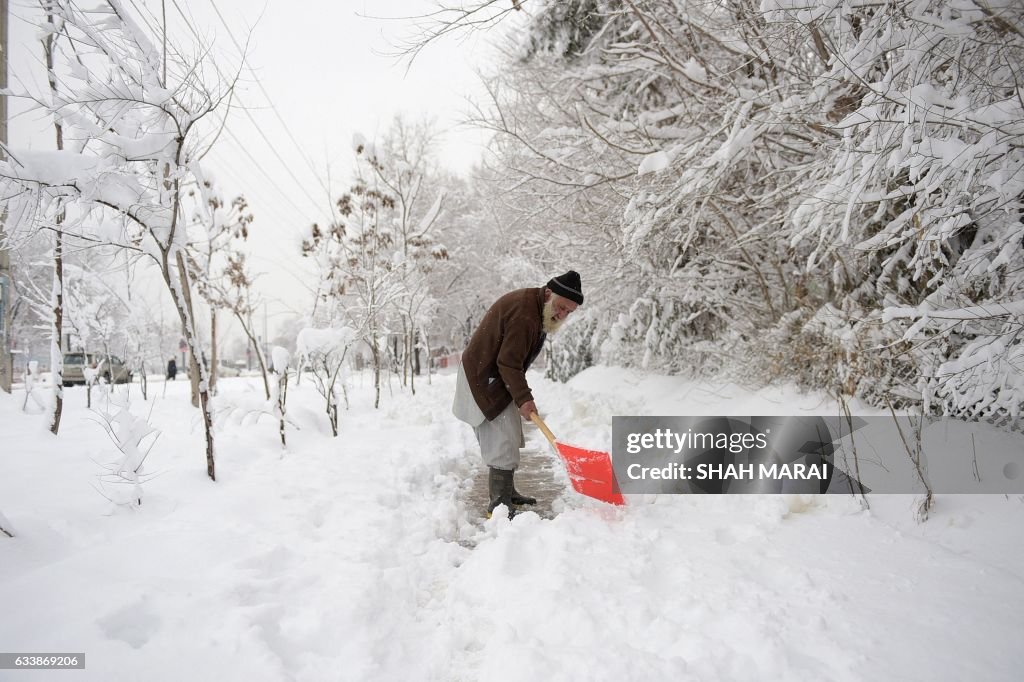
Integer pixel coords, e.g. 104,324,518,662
0,0,241,478
470,0,1024,424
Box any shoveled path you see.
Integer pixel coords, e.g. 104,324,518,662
463,422,565,522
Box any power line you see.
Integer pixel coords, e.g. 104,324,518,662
129,0,328,264
217,124,321,226
101,1,321,286
199,143,315,233
165,0,331,217
202,0,334,205
57,3,319,260
227,101,328,215
66,1,331,256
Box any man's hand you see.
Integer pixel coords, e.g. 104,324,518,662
519,400,538,421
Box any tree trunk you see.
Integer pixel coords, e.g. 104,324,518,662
424,332,431,386
209,308,218,394
45,22,63,435
403,327,411,395
189,348,200,404
171,250,215,481
371,334,381,409
401,319,409,387
49,229,63,434
277,370,288,447
325,368,338,437
176,263,201,408
239,312,270,400
140,360,147,400
413,328,421,375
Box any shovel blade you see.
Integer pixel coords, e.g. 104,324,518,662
554,441,626,506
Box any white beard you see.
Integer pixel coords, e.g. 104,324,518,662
542,299,566,335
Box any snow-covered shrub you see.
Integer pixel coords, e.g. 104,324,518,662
296,327,356,437
751,302,924,410
271,347,292,447
547,315,598,383
599,295,731,377
928,329,1024,427
91,407,160,508
752,310,843,393
21,362,47,413
781,0,1024,421
206,347,298,442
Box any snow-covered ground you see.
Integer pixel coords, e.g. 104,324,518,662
1,367,1022,681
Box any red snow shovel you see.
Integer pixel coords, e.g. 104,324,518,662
530,414,626,506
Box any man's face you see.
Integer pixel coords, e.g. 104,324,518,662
543,293,578,334
551,295,578,322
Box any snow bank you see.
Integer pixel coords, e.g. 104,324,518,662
1,371,1022,680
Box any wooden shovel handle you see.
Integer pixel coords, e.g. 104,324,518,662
529,412,558,446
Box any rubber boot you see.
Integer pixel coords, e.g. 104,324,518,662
510,469,537,506
486,467,517,519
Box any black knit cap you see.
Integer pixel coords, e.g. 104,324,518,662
546,270,584,305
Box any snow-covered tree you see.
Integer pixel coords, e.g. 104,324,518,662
769,0,1024,423
202,250,272,400
0,0,241,479
441,0,1024,427
41,8,67,434
302,138,406,409
364,117,452,393
186,181,254,397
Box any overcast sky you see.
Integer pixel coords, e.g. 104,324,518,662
8,0,504,338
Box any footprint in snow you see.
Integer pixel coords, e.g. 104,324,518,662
96,597,162,649
236,544,293,577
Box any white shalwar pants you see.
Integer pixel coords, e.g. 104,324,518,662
452,364,524,470
474,399,525,471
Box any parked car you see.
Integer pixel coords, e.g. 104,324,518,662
62,352,133,386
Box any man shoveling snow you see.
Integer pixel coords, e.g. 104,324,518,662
452,270,583,517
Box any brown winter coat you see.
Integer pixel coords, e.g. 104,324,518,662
462,287,547,421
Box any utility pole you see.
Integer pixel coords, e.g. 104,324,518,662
0,0,12,394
